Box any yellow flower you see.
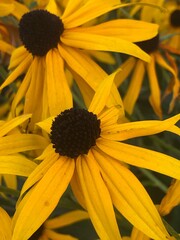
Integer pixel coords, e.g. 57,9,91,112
0,207,89,240
11,71,180,240
0,0,158,128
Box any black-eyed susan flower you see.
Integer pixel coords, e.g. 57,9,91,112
0,207,89,240
116,1,180,118
0,0,159,128
11,71,180,240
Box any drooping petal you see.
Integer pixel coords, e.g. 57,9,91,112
97,139,180,180
0,134,49,155
45,210,89,229
123,59,145,115
0,114,31,137
146,54,162,118
9,46,30,70
0,40,15,54
159,180,180,216
61,31,150,62
71,19,158,42
12,158,75,240
0,154,37,176
62,0,120,28
46,49,73,115
101,114,180,141
0,207,11,239
76,153,122,240
92,149,169,240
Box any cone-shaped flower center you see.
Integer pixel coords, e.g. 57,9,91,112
19,10,64,56
28,224,44,240
170,9,180,27
135,34,159,54
51,108,101,158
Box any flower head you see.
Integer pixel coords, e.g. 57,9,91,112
11,70,180,240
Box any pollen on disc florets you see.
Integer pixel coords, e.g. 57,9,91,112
19,10,64,56
50,108,101,158
135,34,159,54
170,9,180,27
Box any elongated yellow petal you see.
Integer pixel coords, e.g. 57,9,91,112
146,54,162,118
12,158,75,240
9,46,30,70
76,153,122,240
3,174,17,189
88,68,121,115
92,149,169,240
97,139,180,180
0,134,49,155
45,210,89,229
159,180,180,216
0,114,31,137
0,40,14,54
0,207,11,239
36,117,54,134
0,54,32,90
0,154,37,176
46,49,73,115
130,227,150,240
123,59,145,115
20,150,59,197
61,31,150,62
44,229,77,240
72,20,158,42
62,0,120,28
12,1,29,20
101,114,180,140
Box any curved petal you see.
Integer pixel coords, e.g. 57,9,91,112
62,0,120,28
97,139,180,180
9,46,30,70
93,149,169,239
0,134,49,155
46,49,73,115
101,114,180,141
44,229,77,240
0,40,14,54
0,207,11,239
12,158,75,240
61,31,150,62
146,54,162,118
36,117,54,134
72,20,158,42
76,153,121,240
0,114,31,137
0,154,37,176
123,59,145,115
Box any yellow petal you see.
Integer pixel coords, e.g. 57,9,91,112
62,0,120,28
45,229,77,240
0,40,15,54
130,227,150,240
9,46,30,70
159,180,180,216
61,31,150,62
0,134,49,155
73,19,158,42
101,114,180,140
12,1,29,20
0,207,11,239
97,139,180,180
93,149,169,240
0,53,32,90
0,154,37,176
36,116,54,134
0,114,31,137
123,59,145,115
46,49,73,115
0,1,14,16
76,153,122,240
146,54,162,118
12,158,75,240
3,174,17,189
88,68,121,115
45,210,89,229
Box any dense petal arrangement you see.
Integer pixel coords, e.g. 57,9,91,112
10,72,180,240
0,0,159,129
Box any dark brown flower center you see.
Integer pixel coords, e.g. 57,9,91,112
170,9,180,27
50,108,101,158
135,34,159,54
19,10,64,56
